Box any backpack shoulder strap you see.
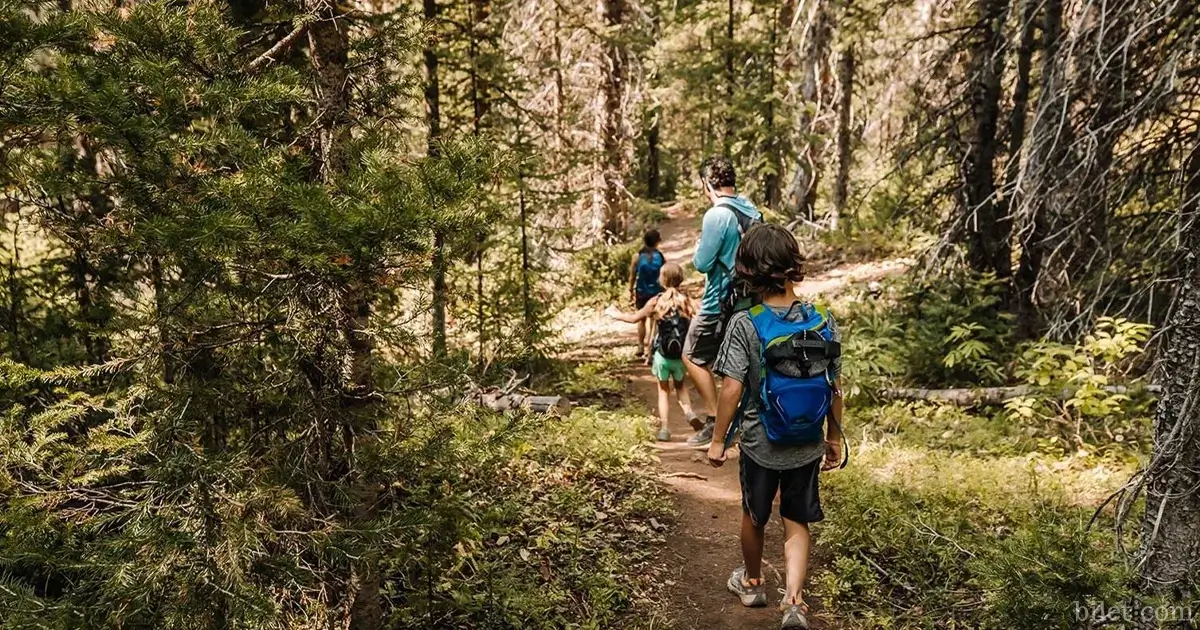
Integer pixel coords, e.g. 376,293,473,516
746,304,776,344
715,200,760,235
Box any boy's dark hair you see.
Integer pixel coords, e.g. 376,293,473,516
642,228,662,249
699,156,736,189
735,224,805,296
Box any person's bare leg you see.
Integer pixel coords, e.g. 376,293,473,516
741,512,766,583
636,319,647,356
684,356,718,417
673,379,695,418
782,518,811,606
656,381,671,434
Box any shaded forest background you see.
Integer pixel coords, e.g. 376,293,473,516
1,0,1198,628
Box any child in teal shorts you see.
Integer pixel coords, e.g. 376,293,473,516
606,262,699,441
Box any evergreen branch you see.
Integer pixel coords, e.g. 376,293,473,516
245,17,314,75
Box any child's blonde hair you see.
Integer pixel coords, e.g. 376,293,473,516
653,263,695,320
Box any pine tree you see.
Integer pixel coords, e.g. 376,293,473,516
0,2,498,626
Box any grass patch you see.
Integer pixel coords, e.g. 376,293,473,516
815,402,1140,629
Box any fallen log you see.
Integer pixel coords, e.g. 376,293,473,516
879,384,1160,406
477,393,572,416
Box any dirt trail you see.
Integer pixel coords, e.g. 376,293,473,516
563,204,905,629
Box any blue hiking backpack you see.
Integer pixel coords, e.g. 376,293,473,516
634,250,665,297
744,303,846,461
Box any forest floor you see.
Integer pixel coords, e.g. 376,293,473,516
557,204,906,629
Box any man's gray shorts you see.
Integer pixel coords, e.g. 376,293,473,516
683,312,725,367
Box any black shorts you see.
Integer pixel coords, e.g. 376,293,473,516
740,455,824,527
635,292,658,309
683,312,725,366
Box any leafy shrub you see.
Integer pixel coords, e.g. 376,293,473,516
1005,317,1154,449
839,269,1013,391
852,400,1037,456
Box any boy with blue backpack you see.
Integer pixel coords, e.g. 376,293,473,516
706,224,845,630
629,229,666,363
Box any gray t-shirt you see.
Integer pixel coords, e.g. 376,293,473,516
713,303,842,471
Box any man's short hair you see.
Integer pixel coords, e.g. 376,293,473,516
734,224,805,296
699,156,736,189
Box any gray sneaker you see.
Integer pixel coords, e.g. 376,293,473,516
686,420,715,449
655,426,671,442
781,604,809,629
726,567,767,607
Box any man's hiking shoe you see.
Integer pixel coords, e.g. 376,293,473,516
655,427,671,442
686,419,715,448
780,604,809,629
684,411,703,431
726,567,767,607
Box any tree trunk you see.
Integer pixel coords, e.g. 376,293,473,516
787,0,832,222
763,1,795,210
1000,0,1035,227
468,0,490,370
424,0,447,358
1015,0,1065,338
830,44,854,230
307,0,350,182
722,0,735,152
599,0,627,241
961,0,1010,279
4,202,23,363
518,156,533,361
1136,134,1200,601
646,104,661,200
1073,3,1130,259
306,1,381,626
469,0,490,133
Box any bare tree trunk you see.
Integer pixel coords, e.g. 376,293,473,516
306,1,380,626
787,0,832,222
962,0,1010,279
600,0,627,241
1015,0,1065,338
1137,135,1200,600
830,44,854,230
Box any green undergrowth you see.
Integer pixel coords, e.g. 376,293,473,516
387,405,670,630
815,401,1143,629
848,400,1148,464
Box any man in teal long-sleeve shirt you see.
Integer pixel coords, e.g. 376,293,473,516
683,156,762,448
